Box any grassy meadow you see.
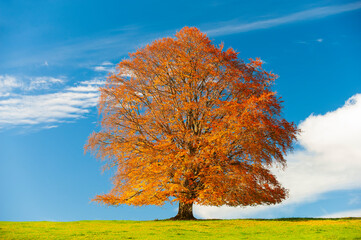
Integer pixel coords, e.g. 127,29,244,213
1,218,360,239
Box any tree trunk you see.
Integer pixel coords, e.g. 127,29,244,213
169,201,196,220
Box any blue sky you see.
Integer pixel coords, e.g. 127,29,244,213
0,0,360,221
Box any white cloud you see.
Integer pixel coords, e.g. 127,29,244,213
316,38,324,43
0,75,65,96
81,78,106,85
66,85,100,92
94,66,112,72
0,78,105,128
0,92,10,97
0,91,98,125
43,125,58,129
27,76,64,91
100,61,113,66
0,75,21,88
321,209,361,218
93,61,116,73
66,78,105,92
0,75,22,95
206,1,361,36
195,93,361,219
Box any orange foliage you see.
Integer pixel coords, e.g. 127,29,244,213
86,27,298,210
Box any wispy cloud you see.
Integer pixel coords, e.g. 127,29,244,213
206,1,361,36
0,75,65,96
81,79,106,85
100,61,113,66
0,75,21,97
93,61,116,73
27,76,64,91
3,2,360,69
195,93,361,219
0,77,105,128
0,92,97,126
1,29,149,70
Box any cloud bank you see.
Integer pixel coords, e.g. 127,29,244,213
195,93,361,219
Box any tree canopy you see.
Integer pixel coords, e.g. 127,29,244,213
86,27,298,220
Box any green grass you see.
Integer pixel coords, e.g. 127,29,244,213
1,218,360,239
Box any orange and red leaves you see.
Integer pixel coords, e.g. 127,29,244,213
86,26,298,208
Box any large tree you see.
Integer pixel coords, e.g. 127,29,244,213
86,27,298,220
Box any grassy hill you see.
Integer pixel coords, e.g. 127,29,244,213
1,218,360,239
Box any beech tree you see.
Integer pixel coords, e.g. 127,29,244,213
86,27,298,220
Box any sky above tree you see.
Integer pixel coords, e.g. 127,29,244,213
0,0,360,220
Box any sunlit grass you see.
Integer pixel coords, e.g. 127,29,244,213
1,218,360,239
